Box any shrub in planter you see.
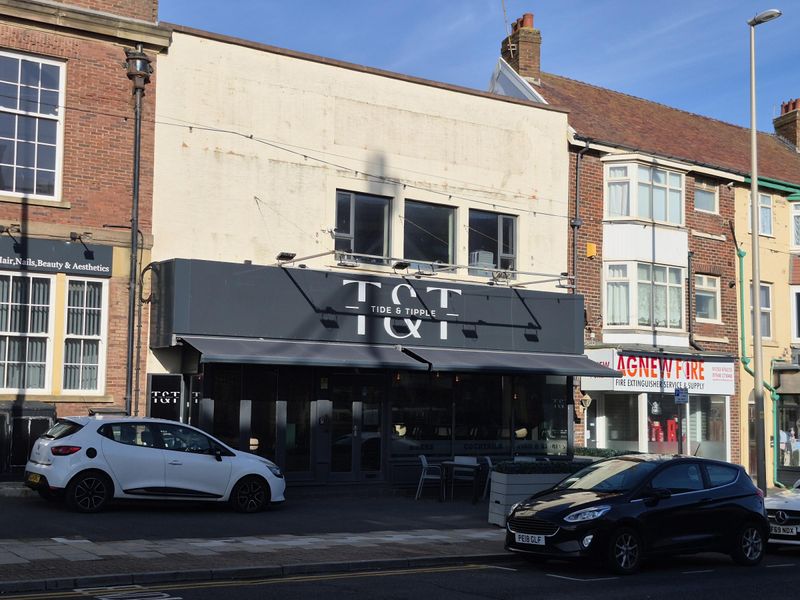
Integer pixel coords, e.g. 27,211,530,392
573,447,636,459
488,460,586,526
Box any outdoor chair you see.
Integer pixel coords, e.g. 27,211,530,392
415,455,442,500
449,455,479,499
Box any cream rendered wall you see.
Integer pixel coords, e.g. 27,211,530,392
152,32,569,283
735,185,792,482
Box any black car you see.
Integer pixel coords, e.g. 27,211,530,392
505,454,768,574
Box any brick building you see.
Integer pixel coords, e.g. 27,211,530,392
0,0,169,471
491,13,800,468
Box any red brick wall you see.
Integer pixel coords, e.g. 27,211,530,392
0,19,157,414
55,0,158,23
567,149,741,463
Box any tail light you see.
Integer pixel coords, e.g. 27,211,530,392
51,446,82,456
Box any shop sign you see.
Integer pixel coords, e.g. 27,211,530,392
0,237,112,278
148,374,182,421
581,349,735,395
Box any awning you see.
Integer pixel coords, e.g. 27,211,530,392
180,336,429,370
402,347,621,377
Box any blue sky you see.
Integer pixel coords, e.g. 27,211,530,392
158,1,798,133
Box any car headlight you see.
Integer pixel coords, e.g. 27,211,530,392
266,464,283,478
508,501,523,516
564,505,611,523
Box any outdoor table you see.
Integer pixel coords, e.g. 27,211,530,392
439,460,482,504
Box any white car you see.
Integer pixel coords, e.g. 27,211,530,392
24,416,286,513
765,480,800,547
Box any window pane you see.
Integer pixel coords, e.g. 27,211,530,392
16,167,34,193
609,166,627,178
697,290,717,320
695,189,716,212
653,186,667,221
403,200,454,264
668,286,682,328
20,60,39,86
335,191,350,236
760,206,772,235
668,172,682,188
637,165,651,182
501,216,515,255
0,112,13,138
352,194,389,260
37,119,56,144
654,285,668,327
794,214,800,246
0,56,18,83
606,282,629,325
638,282,651,326
469,210,499,272
668,189,682,223
637,263,651,281
608,264,627,278
607,182,629,216
637,183,652,219
63,364,79,389
668,268,681,284
760,285,771,309
36,170,54,196
40,64,59,90
653,266,667,283
0,82,17,110
653,169,666,185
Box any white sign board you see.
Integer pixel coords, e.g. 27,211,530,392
581,349,735,396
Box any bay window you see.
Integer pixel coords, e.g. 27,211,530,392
605,262,683,330
605,162,684,225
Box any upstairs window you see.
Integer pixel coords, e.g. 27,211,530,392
0,51,63,199
605,262,683,330
694,177,718,214
749,193,773,236
750,282,772,339
403,200,455,268
793,203,800,248
605,163,684,225
695,275,720,322
468,210,516,276
335,190,390,264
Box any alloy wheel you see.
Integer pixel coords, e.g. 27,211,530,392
74,476,107,511
741,526,763,561
613,532,640,570
235,480,266,512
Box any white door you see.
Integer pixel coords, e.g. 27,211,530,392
156,423,232,497
99,422,166,493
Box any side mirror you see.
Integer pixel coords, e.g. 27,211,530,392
214,447,223,462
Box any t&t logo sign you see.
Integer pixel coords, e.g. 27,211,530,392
342,279,462,341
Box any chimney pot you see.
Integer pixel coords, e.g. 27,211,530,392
522,13,534,28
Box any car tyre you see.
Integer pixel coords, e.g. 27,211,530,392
731,522,765,566
230,476,270,513
65,471,112,513
606,527,642,575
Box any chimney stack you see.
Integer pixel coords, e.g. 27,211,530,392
774,98,800,150
501,12,542,85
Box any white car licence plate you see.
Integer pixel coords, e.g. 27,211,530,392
770,524,797,536
515,532,545,545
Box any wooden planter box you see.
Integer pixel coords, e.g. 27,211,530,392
487,471,566,527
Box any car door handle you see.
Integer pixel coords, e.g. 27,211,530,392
168,460,183,466
699,498,713,504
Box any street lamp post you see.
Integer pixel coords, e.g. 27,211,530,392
124,44,152,416
748,8,781,493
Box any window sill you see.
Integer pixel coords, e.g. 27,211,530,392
696,319,723,325
0,194,71,209
0,393,111,402
694,208,719,216
604,217,686,230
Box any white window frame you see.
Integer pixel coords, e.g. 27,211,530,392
603,261,684,331
605,263,630,326
0,271,55,394
791,285,800,344
792,203,800,249
748,193,774,237
604,162,684,226
695,274,721,323
693,177,719,214
62,276,108,395
0,50,65,202
750,282,773,340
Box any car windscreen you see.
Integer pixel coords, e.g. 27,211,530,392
554,459,660,493
41,419,83,440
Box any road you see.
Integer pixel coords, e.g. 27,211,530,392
6,552,800,600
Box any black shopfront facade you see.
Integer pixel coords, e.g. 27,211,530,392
148,259,617,485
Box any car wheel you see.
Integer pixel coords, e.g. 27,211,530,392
606,527,642,575
230,476,270,513
731,522,765,566
65,471,112,513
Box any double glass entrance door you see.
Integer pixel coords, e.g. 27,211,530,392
326,376,383,481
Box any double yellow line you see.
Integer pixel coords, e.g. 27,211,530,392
2,564,492,600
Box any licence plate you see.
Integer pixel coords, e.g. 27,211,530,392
26,472,41,485
771,524,797,536
515,532,545,545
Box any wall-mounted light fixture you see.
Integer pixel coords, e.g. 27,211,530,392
392,260,411,271
276,251,297,262
0,224,21,235
69,231,92,242
336,253,359,268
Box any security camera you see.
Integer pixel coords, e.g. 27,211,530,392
725,182,735,189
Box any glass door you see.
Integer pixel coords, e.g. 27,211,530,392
328,375,385,482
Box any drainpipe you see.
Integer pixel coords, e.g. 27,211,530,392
687,252,703,351
571,139,591,295
734,234,783,484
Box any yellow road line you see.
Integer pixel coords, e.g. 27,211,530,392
1,564,492,600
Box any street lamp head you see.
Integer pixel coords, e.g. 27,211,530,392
748,8,782,26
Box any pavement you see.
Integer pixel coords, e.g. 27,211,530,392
0,480,511,594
